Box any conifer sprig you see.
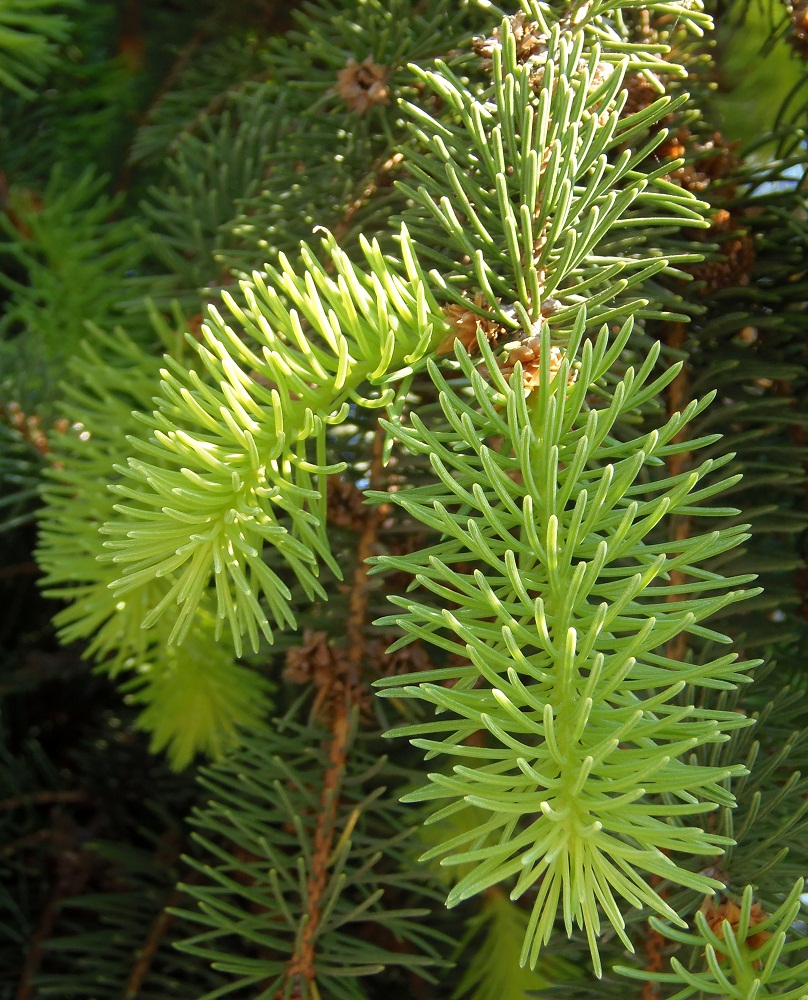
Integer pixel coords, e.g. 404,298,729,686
36,326,272,768
371,318,758,973
101,231,447,656
98,0,715,667
0,166,139,407
398,25,706,332
617,880,808,998
0,0,76,97
18,0,808,992
174,718,449,1000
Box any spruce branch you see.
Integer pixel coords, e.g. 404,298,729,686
133,89,296,310
693,683,808,906
617,880,808,998
102,229,448,655
0,405,55,533
280,423,385,995
128,34,275,166
372,315,759,973
37,326,272,767
394,3,710,366
32,844,221,999
0,166,141,409
0,0,76,98
174,718,448,999
15,0,808,992
34,0,772,976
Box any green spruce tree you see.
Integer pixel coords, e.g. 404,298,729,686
1,0,807,997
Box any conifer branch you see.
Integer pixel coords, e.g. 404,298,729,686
102,230,446,655
0,0,76,98
282,708,352,997
618,880,808,998
10,0,808,994
0,790,88,811
123,885,185,1000
15,884,59,1000
175,719,447,998
284,424,386,993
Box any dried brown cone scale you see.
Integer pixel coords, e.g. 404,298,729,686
656,128,739,197
700,896,772,962
789,0,808,58
437,298,502,356
472,10,545,64
621,72,659,118
284,629,370,718
335,56,390,114
500,338,576,391
327,476,367,532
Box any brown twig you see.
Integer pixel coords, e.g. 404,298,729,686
138,29,206,130
641,924,666,1000
118,0,144,70
345,425,386,665
123,885,185,1000
282,704,351,997
116,18,210,188
279,425,386,998
2,827,56,858
0,790,88,812
158,0,304,155
15,884,62,1000
15,834,91,1000
166,67,274,156
641,869,671,1000
121,1,300,182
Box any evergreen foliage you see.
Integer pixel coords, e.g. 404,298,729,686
0,0,75,97
1,0,807,996
175,716,450,998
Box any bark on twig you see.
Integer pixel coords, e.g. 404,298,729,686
123,886,185,1000
279,424,386,998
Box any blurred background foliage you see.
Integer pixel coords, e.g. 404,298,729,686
711,0,807,144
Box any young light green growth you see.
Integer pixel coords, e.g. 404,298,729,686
37,327,272,768
358,0,763,973
617,880,808,998
101,232,448,657
372,319,759,974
